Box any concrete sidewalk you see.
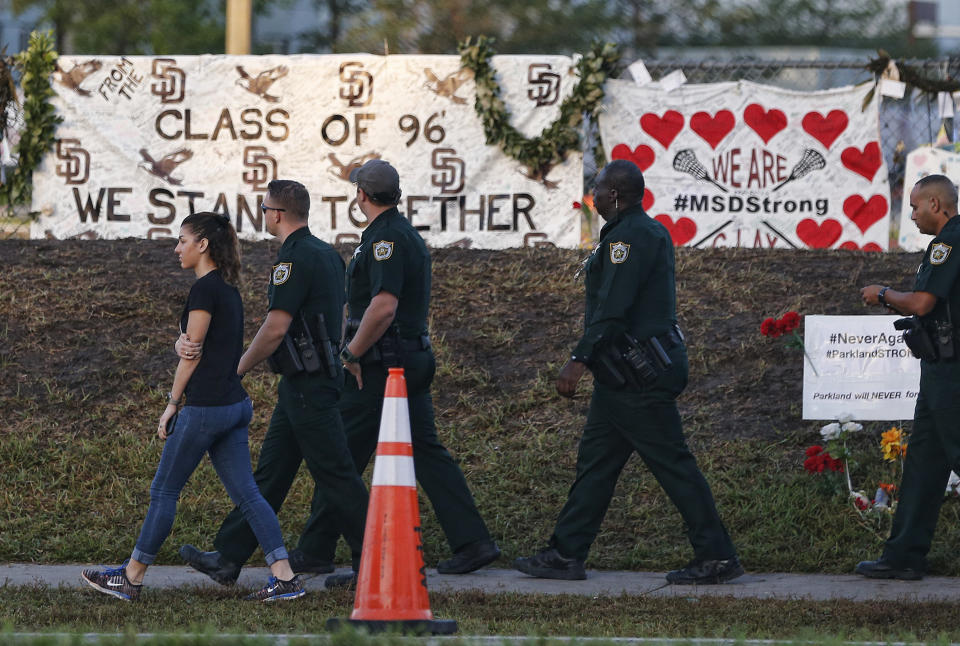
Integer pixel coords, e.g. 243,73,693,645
5,564,960,602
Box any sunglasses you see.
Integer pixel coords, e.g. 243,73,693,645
260,203,286,213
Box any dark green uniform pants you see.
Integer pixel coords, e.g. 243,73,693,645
297,348,491,561
213,376,368,567
882,392,960,570
551,352,735,562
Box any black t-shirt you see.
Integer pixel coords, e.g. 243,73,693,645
179,270,247,406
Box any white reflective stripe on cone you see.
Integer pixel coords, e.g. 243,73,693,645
378,397,413,444
371,454,416,487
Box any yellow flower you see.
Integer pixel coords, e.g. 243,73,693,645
881,427,907,462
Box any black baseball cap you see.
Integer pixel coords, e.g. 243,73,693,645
349,159,402,204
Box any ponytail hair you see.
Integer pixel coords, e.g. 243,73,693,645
181,211,242,286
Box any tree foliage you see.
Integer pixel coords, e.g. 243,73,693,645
11,0,272,55
7,0,941,60
613,0,931,59
337,0,615,55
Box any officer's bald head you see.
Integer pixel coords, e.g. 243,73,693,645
599,160,645,205
914,174,958,217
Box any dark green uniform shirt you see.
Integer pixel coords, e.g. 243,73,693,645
268,226,345,359
572,204,678,362
346,207,430,339
914,215,960,406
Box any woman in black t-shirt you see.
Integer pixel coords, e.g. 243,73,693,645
82,212,304,602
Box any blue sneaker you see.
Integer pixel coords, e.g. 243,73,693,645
81,562,142,601
245,575,305,602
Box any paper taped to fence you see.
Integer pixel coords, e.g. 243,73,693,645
598,79,890,251
803,315,918,421
30,54,583,248
898,146,960,252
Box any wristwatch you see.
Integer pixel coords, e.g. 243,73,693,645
167,392,181,406
878,286,890,307
340,346,360,364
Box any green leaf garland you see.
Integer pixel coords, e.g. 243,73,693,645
459,36,620,183
4,30,62,209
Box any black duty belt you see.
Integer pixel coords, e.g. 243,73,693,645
399,335,431,352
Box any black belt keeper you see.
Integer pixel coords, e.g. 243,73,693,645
344,332,431,366
653,324,684,351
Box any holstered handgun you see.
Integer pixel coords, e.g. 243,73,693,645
268,311,332,377
894,316,939,361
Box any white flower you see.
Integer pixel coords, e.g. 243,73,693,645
837,412,854,424
947,471,960,495
841,422,863,433
820,422,841,440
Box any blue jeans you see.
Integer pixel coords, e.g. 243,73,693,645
131,398,289,566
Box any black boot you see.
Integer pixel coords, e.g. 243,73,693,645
178,544,241,586
514,548,586,580
437,539,501,574
666,556,744,584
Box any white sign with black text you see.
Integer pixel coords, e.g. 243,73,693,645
803,315,919,421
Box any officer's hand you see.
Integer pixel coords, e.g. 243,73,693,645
860,284,882,306
344,361,363,389
556,359,587,398
176,333,202,360
158,404,176,440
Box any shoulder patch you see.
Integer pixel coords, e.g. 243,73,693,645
272,262,292,285
609,241,630,264
373,240,394,261
931,242,952,265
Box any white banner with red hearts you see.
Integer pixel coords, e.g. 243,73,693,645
598,79,890,251
898,146,960,252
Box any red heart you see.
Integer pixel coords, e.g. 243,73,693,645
690,109,735,149
796,218,842,249
642,189,654,211
841,142,883,182
640,110,684,149
611,143,655,171
843,194,888,233
802,110,848,149
655,214,697,246
838,241,883,252
743,104,787,144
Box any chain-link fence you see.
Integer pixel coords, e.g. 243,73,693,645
583,57,960,239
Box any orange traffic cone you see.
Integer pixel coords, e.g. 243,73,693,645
328,367,457,635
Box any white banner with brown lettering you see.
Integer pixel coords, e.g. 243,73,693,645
31,54,582,248
598,79,890,251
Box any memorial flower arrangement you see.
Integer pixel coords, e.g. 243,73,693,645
803,414,908,528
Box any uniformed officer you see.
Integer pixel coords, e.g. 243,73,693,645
314,158,500,586
514,160,742,583
178,179,369,584
858,173,960,580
